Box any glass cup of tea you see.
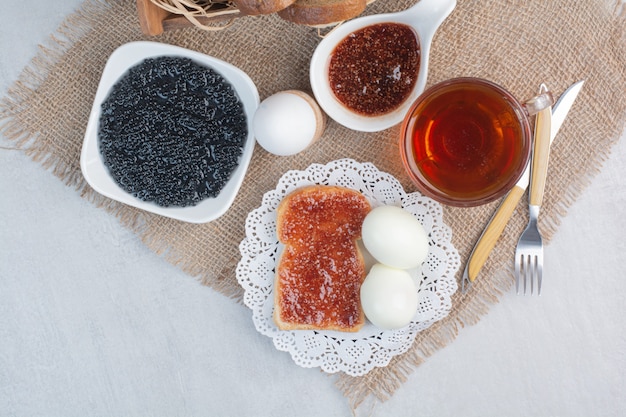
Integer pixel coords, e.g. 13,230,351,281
399,77,553,207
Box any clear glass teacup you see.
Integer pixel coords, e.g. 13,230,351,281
400,77,553,207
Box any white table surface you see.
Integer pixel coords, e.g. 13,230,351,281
1,2,624,416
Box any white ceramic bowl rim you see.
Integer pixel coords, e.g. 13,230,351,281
310,0,457,132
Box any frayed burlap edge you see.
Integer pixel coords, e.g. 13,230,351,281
1,0,625,412
0,0,243,300
338,3,626,410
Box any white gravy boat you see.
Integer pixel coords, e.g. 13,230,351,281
310,0,457,132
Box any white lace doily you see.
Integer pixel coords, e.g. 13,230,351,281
236,159,460,376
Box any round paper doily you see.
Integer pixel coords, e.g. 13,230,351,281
236,159,460,376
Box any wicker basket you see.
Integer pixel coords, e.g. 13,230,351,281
137,0,377,35
137,0,241,35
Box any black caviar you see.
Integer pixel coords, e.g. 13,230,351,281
98,56,247,208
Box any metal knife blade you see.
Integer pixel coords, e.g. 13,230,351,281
512,80,585,191
461,80,584,293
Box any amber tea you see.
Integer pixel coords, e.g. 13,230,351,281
400,78,532,206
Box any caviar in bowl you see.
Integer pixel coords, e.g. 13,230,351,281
80,41,259,223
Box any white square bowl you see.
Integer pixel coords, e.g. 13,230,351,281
80,41,259,223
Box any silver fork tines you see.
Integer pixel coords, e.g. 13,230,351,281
515,206,543,294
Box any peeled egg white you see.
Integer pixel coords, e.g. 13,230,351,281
253,90,325,156
361,205,429,270
360,264,418,330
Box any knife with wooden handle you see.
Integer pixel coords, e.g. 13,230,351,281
461,80,584,293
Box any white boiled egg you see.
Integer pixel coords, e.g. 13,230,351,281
253,90,326,156
360,263,418,330
361,205,429,270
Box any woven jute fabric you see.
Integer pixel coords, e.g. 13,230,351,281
1,0,625,409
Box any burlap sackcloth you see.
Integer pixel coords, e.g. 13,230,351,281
1,0,625,409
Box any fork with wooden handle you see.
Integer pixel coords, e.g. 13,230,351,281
461,81,584,294
514,92,552,295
